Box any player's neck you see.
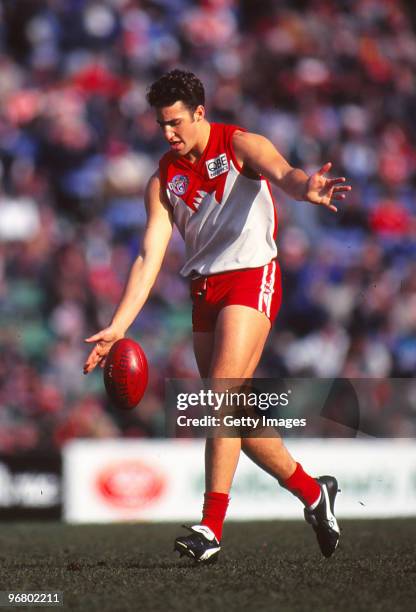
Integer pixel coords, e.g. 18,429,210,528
185,121,211,164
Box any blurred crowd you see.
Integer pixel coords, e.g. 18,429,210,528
0,0,415,452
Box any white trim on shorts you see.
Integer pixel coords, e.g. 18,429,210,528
257,260,276,318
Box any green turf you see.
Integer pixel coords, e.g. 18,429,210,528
0,520,415,611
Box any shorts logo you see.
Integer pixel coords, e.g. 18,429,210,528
168,174,189,196
206,153,229,179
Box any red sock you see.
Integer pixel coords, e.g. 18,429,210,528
201,492,229,541
282,463,321,507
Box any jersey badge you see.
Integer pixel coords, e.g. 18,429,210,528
206,153,229,179
168,174,189,196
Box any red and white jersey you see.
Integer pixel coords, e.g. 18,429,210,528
159,123,278,277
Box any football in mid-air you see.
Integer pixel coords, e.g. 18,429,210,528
103,338,148,409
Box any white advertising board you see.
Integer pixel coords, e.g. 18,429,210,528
63,439,416,523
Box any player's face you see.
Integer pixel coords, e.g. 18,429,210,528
156,101,204,157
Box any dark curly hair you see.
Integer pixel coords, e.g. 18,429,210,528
146,69,205,112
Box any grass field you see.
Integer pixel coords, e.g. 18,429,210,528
1,519,415,611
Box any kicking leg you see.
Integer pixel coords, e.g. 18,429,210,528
207,308,338,557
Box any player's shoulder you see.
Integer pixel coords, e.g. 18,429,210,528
231,129,271,156
213,122,246,137
211,123,247,156
158,150,175,168
145,169,172,210
145,170,160,194
158,150,178,187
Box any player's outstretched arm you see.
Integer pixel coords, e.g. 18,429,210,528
232,131,351,212
83,172,173,374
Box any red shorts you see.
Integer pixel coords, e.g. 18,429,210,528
190,260,282,333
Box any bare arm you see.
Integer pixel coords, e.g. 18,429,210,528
83,171,173,374
232,131,351,212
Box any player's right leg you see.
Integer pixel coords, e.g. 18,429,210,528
192,330,242,496
175,329,232,563
175,304,277,563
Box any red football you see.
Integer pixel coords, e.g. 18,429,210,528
103,338,148,410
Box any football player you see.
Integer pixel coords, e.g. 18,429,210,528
84,70,351,562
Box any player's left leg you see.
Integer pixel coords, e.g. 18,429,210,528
241,437,340,557
207,308,336,554
176,293,340,561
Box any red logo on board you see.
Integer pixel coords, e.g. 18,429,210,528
96,461,165,509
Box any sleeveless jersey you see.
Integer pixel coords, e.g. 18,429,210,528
159,123,278,277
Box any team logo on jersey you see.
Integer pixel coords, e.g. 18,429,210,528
206,153,229,179
168,174,189,196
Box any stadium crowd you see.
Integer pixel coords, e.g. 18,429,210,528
0,0,415,451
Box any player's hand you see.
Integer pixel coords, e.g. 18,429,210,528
83,326,124,374
305,162,351,212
